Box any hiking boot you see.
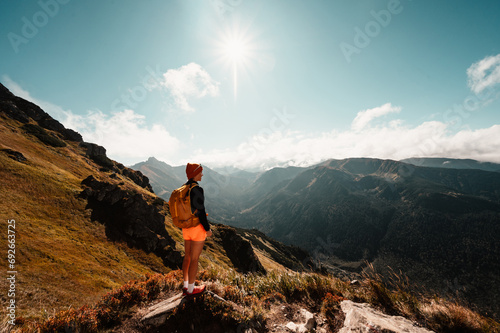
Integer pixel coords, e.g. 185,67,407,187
185,285,206,296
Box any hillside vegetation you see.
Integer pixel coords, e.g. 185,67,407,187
11,266,500,332
0,92,171,321
0,83,307,327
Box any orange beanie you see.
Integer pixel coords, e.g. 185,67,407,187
186,163,203,179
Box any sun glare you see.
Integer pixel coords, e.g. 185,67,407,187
215,27,256,102
222,36,250,100
224,38,249,64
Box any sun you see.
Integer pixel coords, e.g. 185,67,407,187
212,21,265,103
222,36,250,100
216,28,255,101
223,37,249,64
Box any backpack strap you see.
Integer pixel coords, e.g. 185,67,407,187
185,183,198,198
186,183,199,215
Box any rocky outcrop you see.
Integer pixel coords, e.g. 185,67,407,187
0,83,82,142
138,294,435,332
79,141,115,169
78,142,154,193
284,308,317,332
213,225,266,274
117,163,154,193
79,175,182,268
1,148,27,162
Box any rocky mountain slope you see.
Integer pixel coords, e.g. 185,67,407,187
0,83,309,323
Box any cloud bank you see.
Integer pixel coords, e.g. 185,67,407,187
191,106,500,170
4,68,500,171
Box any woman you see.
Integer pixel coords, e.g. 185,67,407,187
182,163,212,296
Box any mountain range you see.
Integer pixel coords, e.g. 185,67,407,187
132,156,500,319
2,81,499,330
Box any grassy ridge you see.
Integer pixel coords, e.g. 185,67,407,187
0,117,168,320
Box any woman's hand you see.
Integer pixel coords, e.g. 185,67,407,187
206,230,213,238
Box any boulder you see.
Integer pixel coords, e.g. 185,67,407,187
285,308,317,332
80,175,182,268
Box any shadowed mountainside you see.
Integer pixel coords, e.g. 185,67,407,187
237,158,500,319
402,157,500,172
136,156,500,319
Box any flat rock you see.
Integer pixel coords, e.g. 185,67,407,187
339,300,434,333
141,292,184,326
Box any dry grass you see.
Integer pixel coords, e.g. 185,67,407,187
7,264,500,332
355,264,500,333
420,299,499,333
13,271,182,332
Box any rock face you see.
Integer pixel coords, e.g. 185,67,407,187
118,163,154,193
78,142,154,193
213,225,266,274
0,83,82,142
141,292,185,327
79,175,182,268
339,300,434,333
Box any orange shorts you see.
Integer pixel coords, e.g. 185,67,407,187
182,223,207,242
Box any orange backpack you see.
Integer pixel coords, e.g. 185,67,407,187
168,183,200,229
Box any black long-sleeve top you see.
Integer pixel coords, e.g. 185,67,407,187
186,179,210,231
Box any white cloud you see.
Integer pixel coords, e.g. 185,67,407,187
351,102,401,131
467,54,500,94
160,62,219,113
192,104,500,170
66,109,181,163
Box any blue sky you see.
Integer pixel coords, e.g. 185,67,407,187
1,0,500,169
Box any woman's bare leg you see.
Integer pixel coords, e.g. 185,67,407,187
183,240,192,284
188,240,205,284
